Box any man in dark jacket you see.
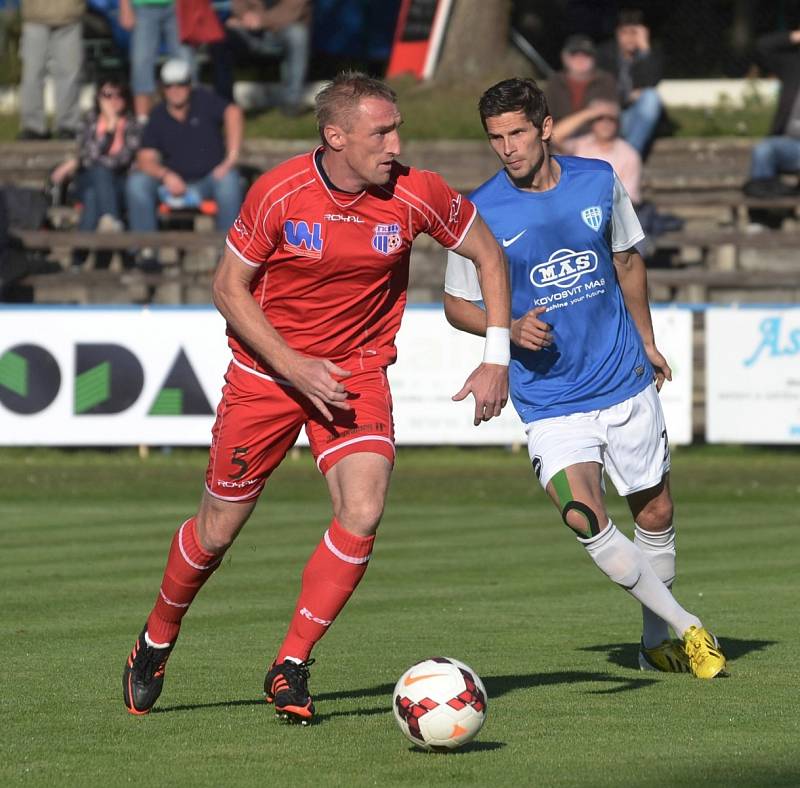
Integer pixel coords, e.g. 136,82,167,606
596,8,664,156
743,28,800,198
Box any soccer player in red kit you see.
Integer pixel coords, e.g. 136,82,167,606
123,71,512,723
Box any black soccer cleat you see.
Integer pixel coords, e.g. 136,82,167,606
122,626,176,715
263,658,316,725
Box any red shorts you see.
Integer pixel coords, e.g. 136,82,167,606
205,360,395,502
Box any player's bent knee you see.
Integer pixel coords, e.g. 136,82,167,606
335,500,385,537
636,499,674,532
196,500,254,553
561,501,602,539
196,518,237,554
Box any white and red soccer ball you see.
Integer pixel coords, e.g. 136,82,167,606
392,657,487,751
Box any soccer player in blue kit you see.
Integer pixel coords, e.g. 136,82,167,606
444,78,726,679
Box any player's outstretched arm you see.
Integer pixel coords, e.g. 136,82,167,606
613,247,672,390
452,213,510,332
448,214,511,425
212,247,351,420
442,292,487,337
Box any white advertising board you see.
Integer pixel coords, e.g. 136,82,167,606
706,307,800,443
0,306,693,447
649,307,693,445
0,307,230,446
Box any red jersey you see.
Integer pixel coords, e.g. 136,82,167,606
224,147,476,376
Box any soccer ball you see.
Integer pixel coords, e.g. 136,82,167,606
392,657,487,751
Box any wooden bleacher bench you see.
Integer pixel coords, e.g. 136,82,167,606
12,229,224,252
653,227,800,251
4,137,800,304
13,229,225,304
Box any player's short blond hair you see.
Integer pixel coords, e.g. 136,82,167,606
315,71,398,144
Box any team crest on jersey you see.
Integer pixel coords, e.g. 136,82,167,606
371,223,402,256
581,206,603,231
284,220,323,258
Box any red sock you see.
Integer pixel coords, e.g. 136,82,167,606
276,518,375,663
146,517,222,645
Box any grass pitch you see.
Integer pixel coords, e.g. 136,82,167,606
2,445,799,787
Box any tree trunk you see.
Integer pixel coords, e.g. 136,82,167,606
435,0,512,82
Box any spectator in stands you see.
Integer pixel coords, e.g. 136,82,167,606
18,0,85,140
742,28,800,199
551,98,642,205
596,8,664,157
126,59,243,270
50,77,142,247
211,0,311,115
119,0,195,121
544,34,617,141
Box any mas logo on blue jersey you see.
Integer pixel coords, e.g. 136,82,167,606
371,223,402,256
284,220,323,258
530,248,599,288
581,206,603,231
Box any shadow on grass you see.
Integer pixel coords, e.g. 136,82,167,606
153,669,656,716
405,741,506,755
581,637,776,671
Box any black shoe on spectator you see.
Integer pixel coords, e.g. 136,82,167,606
18,128,50,141
55,128,78,141
138,253,163,274
743,177,798,198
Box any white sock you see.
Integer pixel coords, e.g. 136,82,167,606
634,524,676,648
579,522,701,639
144,631,171,649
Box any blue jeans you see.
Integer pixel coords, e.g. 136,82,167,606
213,22,309,106
130,4,195,96
749,136,800,180
620,87,662,155
77,165,126,230
126,168,243,232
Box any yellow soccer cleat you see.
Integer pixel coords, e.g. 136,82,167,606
638,639,691,673
682,626,727,679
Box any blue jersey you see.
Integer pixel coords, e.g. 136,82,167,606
445,155,651,422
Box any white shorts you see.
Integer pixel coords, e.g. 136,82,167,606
525,383,670,497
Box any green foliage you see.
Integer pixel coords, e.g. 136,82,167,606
0,69,777,140
668,102,774,138
0,8,21,86
2,446,799,786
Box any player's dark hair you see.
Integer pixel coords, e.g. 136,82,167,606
315,71,398,144
617,8,645,27
478,78,550,132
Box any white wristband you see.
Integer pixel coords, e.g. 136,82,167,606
483,326,510,366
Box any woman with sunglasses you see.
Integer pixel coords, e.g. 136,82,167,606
51,77,143,267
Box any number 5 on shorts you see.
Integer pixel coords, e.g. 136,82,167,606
229,447,249,480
